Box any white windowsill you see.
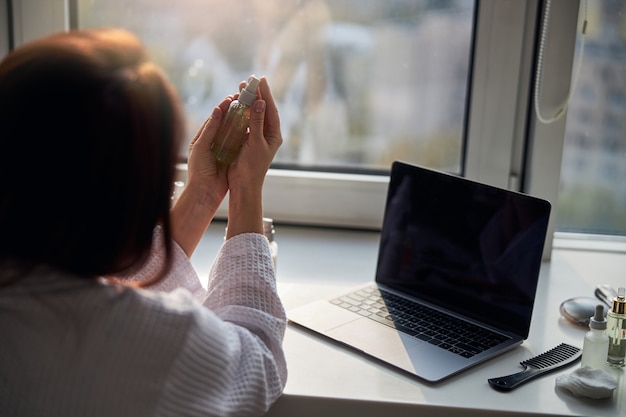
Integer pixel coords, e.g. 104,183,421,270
190,221,625,417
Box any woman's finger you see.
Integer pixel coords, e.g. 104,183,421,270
248,99,267,145
257,77,282,143
189,96,231,149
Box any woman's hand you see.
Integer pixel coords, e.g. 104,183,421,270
225,76,283,238
228,77,282,193
185,96,232,203
171,76,282,249
169,95,233,256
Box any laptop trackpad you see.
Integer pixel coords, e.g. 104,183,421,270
326,317,425,372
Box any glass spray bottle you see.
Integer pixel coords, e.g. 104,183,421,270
211,75,260,165
606,286,626,367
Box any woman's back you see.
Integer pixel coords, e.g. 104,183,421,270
0,233,286,417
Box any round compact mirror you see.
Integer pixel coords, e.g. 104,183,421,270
559,297,603,327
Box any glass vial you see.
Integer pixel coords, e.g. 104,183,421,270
211,75,260,165
263,217,278,272
606,286,626,367
581,304,609,369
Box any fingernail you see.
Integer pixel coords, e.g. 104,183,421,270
254,100,266,113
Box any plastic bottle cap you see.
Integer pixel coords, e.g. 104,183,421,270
238,75,260,106
589,304,606,330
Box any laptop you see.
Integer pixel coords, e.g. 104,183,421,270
288,161,552,382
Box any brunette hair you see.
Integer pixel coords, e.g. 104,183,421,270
0,28,184,280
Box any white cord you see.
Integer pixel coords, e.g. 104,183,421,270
534,0,588,124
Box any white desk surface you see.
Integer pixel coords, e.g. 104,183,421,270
193,222,626,417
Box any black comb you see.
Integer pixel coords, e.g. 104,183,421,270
488,343,581,391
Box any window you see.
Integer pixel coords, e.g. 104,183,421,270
70,0,481,230
0,0,10,56
76,0,474,175
7,0,622,255
557,0,626,236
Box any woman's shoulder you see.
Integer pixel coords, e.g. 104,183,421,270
114,282,211,321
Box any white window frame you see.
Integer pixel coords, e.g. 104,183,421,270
7,0,592,260
0,0,9,57
9,0,68,43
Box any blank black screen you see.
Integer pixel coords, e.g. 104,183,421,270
376,161,551,338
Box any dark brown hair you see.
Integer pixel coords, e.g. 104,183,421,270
0,28,184,281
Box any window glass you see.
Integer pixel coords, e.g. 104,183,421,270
77,0,475,174
558,0,626,235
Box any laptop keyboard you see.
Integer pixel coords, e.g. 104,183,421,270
330,285,510,358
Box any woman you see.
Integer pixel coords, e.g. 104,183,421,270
0,28,286,417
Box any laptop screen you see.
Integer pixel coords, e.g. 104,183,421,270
375,161,551,338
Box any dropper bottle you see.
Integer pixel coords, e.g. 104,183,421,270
580,304,608,369
606,286,626,367
211,75,260,165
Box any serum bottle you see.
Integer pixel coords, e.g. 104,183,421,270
581,304,608,369
606,286,626,367
211,75,260,165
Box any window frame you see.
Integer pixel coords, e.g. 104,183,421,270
8,0,605,259
0,0,9,56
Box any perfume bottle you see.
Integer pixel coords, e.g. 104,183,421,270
211,75,260,165
263,217,278,272
581,304,608,369
606,286,626,367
